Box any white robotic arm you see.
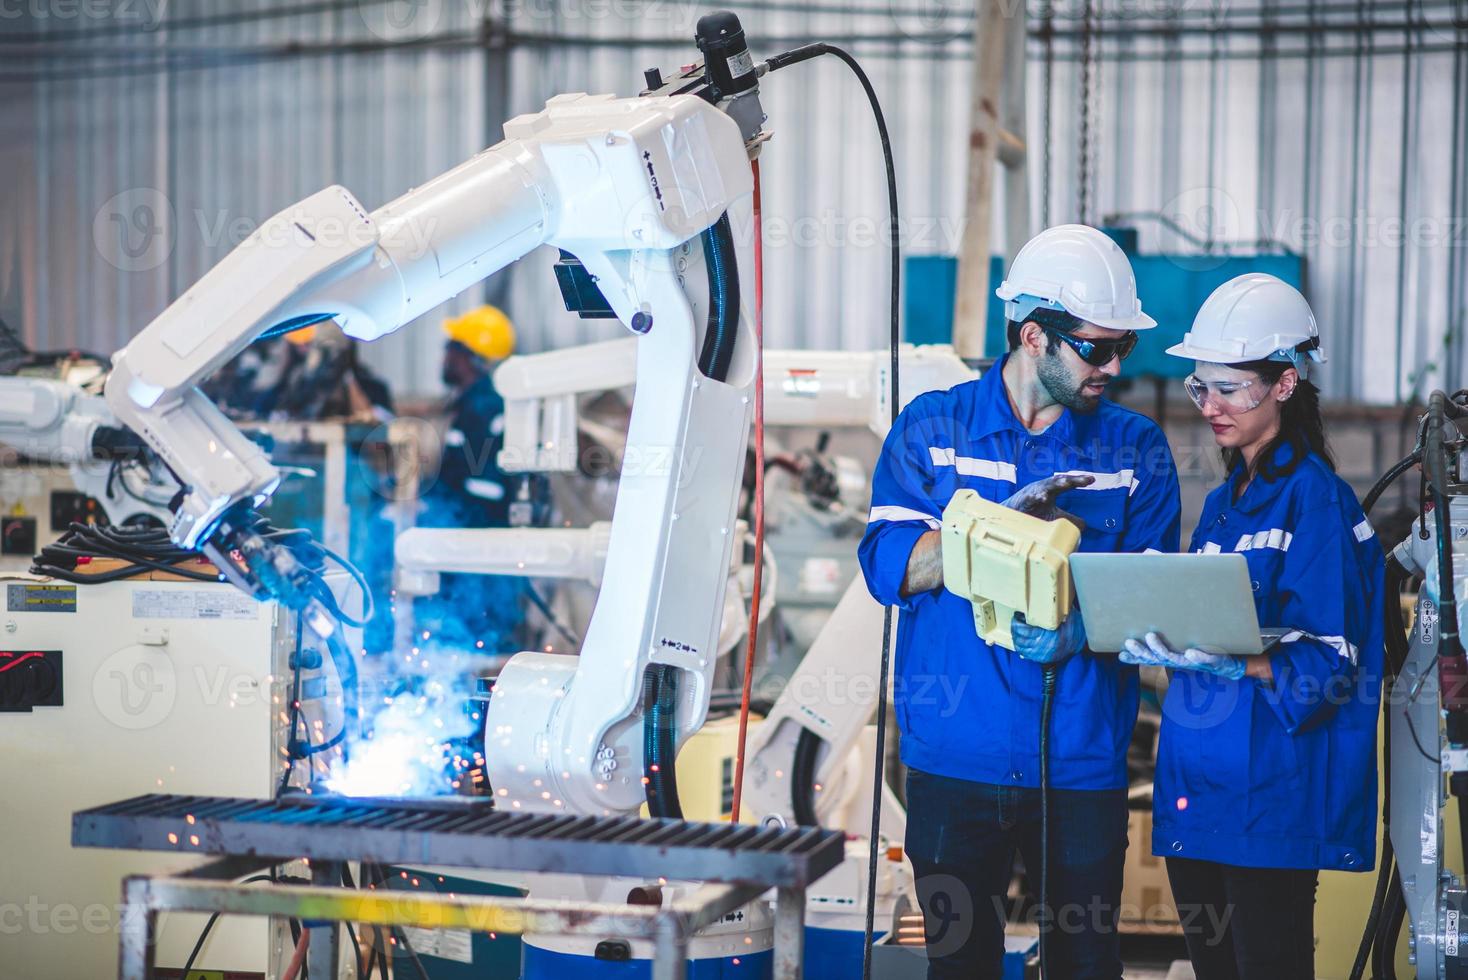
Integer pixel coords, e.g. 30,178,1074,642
0,376,175,527
107,77,766,816
0,375,114,466
107,92,751,600
495,341,975,473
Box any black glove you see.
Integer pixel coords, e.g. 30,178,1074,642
1000,473,1095,531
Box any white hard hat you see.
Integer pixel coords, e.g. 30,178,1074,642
1167,273,1326,369
995,224,1156,332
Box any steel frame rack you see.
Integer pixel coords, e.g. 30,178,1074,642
74,793,845,980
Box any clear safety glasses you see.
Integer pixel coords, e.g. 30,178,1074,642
1183,373,1271,414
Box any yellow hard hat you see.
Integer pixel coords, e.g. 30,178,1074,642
443,305,515,362
284,324,318,346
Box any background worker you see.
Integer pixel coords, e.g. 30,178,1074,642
858,224,1182,979
1120,274,1385,979
417,304,525,652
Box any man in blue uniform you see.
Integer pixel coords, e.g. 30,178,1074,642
858,225,1182,979
419,305,525,651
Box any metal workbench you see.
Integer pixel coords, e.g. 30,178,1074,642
74,792,845,980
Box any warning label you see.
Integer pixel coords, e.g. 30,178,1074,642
7,584,77,613
399,926,473,964
132,589,258,621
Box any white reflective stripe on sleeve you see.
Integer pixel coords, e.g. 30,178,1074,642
464,478,505,501
1054,469,1141,495
928,447,1017,482
1200,542,1222,554
1234,528,1293,553
868,505,941,529
1354,518,1375,543
1279,629,1359,665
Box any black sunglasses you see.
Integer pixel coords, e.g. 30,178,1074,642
1040,326,1138,367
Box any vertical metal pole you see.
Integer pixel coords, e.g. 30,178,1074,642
652,916,688,980
774,886,807,980
307,862,343,979
1000,0,1031,256
951,0,1012,361
118,878,155,980
320,425,350,556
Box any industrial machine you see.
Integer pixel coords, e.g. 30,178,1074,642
85,11,909,978
1356,390,1468,978
395,342,974,972
0,376,176,557
0,573,353,979
104,72,769,825
494,339,973,474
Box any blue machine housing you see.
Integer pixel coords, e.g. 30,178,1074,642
523,945,773,978
903,230,1305,377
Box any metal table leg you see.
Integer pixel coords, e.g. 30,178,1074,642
118,877,155,980
306,861,342,979
773,886,806,980
652,915,689,980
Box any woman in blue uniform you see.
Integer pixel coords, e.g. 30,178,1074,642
1120,273,1385,979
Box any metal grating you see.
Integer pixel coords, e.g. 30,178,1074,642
74,794,844,888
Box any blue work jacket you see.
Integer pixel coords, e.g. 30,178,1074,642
1153,443,1385,871
857,357,1182,790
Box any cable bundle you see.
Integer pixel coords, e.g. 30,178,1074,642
32,522,222,583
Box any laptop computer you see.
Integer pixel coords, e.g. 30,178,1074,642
1070,552,1287,656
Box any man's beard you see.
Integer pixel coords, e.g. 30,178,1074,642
1037,352,1104,413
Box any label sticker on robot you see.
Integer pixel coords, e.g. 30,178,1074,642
1422,599,1439,645
7,584,76,613
727,49,755,79
781,369,821,398
132,589,259,621
399,926,473,964
1448,909,1460,957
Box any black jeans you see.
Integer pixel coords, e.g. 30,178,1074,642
1165,856,1319,980
904,768,1129,980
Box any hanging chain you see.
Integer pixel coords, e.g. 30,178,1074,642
1077,0,1097,226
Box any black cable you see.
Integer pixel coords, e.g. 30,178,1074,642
32,523,224,583
1373,869,1405,980
697,213,741,383
642,664,684,819
791,728,822,826
523,580,580,648
1405,704,1441,763
1363,450,1422,516
1350,560,1412,980
279,618,308,798
1039,664,1059,980
763,41,899,980
338,864,364,975
390,926,432,980
178,874,275,977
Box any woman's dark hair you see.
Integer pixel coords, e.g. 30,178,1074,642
1223,357,1333,482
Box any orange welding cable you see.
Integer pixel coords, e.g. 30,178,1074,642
729,157,765,824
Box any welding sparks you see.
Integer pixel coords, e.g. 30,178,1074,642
325,649,479,798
